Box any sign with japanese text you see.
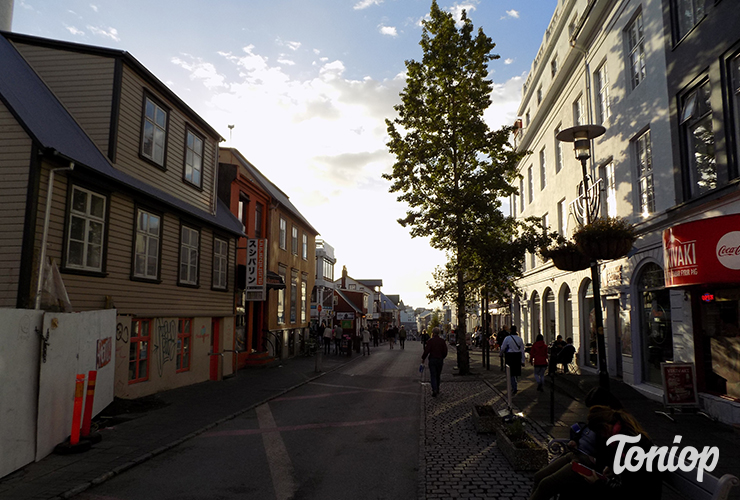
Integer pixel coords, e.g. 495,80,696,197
245,238,267,301
663,214,740,287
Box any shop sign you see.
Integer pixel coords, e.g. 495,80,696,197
662,214,740,287
336,312,355,320
245,238,267,301
660,362,699,408
602,264,623,288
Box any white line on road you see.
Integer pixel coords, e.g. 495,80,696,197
256,403,297,500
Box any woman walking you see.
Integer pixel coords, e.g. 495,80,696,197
530,334,548,392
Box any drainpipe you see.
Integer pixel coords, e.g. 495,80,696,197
35,162,75,310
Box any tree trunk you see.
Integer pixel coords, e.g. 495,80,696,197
456,266,470,375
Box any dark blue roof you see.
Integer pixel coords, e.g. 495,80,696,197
0,33,244,237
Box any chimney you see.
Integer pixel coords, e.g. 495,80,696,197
0,0,13,31
341,265,347,289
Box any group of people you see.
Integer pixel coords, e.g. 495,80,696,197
318,322,416,356
495,324,577,394
384,325,408,349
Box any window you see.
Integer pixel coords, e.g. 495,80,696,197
603,161,617,218
176,318,192,373
528,166,534,204
681,81,716,196
184,129,204,187
322,259,334,281
66,186,106,272
573,96,584,126
290,269,298,323
537,86,543,105
141,95,167,167
213,237,228,290
277,266,286,324
557,199,566,236
526,111,531,127
627,13,646,89
512,194,517,218
255,203,263,238
302,233,308,260
551,57,558,78
133,209,161,280
279,217,287,250
731,53,740,175
539,148,547,190
179,225,200,286
519,178,525,212
291,226,298,255
673,0,705,42
301,276,308,323
129,319,150,383
595,64,611,124
542,213,549,232
555,125,563,173
238,194,249,230
635,131,654,216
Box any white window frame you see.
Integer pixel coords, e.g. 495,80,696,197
573,96,584,126
528,165,534,204
302,233,308,260
627,13,646,90
279,217,287,250
555,125,564,174
179,225,200,286
141,96,167,167
557,198,566,236
184,129,204,188
133,208,161,280
539,148,547,190
603,161,617,218
277,266,286,324
291,226,298,255
213,237,228,290
635,131,655,216
595,64,611,124
66,185,106,272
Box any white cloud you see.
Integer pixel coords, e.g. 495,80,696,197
278,58,296,66
277,38,302,51
379,25,398,37
504,58,514,65
90,4,98,12
483,72,526,129
506,9,520,18
171,55,227,90
65,25,85,36
353,0,383,10
86,25,120,42
449,2,477,24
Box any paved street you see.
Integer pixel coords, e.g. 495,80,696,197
2,338,739,500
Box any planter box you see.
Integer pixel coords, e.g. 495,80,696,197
495,427,548,471
472,405,503,434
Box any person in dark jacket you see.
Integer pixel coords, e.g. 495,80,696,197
421,327,448,397
557,337,577,373
530,334,548,392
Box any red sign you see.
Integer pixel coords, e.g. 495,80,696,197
663,214,740,287
97,337,112,369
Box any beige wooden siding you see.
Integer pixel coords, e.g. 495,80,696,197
112,66,216,214
12,43,115,154
0,103,33,308
35,161,236,317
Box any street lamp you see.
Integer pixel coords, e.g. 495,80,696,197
555,124,609,391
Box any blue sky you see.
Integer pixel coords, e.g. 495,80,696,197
11,0,557,309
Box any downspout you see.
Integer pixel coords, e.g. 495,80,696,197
35,161,75,310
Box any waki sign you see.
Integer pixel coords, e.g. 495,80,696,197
663,214,740,287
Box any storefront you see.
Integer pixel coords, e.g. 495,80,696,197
663,214,740,422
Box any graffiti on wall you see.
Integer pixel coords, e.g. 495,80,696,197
116,323,129,343
154,318,177,377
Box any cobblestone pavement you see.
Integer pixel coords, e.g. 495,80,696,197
420,376,538,500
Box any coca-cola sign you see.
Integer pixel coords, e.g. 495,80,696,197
663,214,740,287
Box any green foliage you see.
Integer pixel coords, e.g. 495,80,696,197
573,217,636,243
383,1,553,348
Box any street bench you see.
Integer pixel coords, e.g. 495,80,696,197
547,439,739,500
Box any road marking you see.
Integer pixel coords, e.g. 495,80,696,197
203,415,416,438
256,403,297,500
308,381,418,395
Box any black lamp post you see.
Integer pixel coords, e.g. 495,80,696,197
555,124,610,392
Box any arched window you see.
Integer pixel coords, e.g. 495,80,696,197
638,263,673,385
559,284,573,342
544,288,556,344
531,291,541,343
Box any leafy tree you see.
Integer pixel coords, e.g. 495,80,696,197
384,1,550,374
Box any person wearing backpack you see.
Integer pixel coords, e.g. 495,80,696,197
500,325,526,394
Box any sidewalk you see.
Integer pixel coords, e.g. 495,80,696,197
465,347,740,499
0,352,356,500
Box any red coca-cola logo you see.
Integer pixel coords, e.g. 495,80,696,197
716,232,740,270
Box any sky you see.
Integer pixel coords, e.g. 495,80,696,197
11,0,558,310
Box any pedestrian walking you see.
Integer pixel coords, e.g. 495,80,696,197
387,326,396,349
530,334,548,392
333,323,343,355
500,325,525,394
421,327,448,397
557,337,576,373
549,335,566,375
496,324,510,372
372,324,379,347
361,326,371,355
398,325,407,349
322,321,332,355
421,330,430,349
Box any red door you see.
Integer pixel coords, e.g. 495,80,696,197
210,318,221,381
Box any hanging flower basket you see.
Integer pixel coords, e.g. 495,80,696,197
540,241,591,272
573,217,636,261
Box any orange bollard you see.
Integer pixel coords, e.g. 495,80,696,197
81,370,97,437
70,374,85,446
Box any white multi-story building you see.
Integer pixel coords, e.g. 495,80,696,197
512,0,676,398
